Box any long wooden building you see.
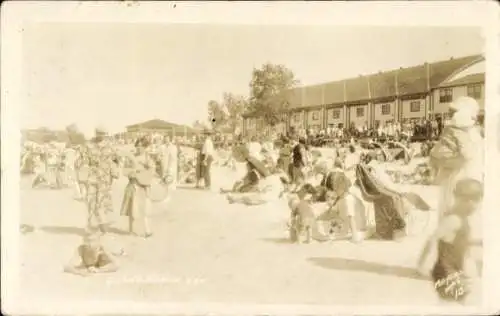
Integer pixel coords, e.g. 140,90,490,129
242,54,485,136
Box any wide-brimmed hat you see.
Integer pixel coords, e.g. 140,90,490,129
246,155,271,177
231,144,270,177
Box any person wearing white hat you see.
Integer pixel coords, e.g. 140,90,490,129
418,97,484,279
430,96,483,219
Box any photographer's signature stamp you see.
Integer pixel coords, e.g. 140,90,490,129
434,271,466,301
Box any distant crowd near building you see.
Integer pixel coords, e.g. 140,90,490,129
242,54,485,138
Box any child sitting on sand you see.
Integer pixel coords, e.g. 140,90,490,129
64,230,118,276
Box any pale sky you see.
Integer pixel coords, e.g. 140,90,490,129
22,24,483,134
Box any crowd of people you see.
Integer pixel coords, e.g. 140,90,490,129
20,96,484,304
280,115,467,148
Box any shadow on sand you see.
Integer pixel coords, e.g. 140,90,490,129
308,257,429,281
39,225,87,236
261,237,293,244
176,185,208,191
39,225,130,237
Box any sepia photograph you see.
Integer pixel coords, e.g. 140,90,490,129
2,1,500,315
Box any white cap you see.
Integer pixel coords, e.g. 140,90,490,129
449,96,479,117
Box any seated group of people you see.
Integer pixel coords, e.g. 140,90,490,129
219,139,420,245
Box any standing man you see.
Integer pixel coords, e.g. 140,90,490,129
201,129,215,190
290,135,308,192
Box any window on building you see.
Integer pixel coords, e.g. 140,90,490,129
380,104,391,115
439,88,453,103
312,111,320,120
467,84,482,100
410,101,421,112
356,107,365,117
332,110,340,119
294,114,300,122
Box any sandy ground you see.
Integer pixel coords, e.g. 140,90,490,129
18,165,475,306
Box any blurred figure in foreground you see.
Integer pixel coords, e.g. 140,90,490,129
429,96,483,219
417,178,483,305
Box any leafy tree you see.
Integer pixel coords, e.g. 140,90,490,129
65,123,86,145
221,93,248,135
207,99,227,130
248,63,299,128
207,94,248,134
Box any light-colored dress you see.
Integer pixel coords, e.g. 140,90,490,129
120,153,155,236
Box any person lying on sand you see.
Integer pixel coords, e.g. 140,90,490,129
226,170,285,206
64,230,118,277
224,144,286,205
220,160,262,194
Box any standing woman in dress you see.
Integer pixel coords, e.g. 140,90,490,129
120,137,155,238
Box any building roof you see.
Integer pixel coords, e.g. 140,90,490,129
126,119,196,132
345,76,370,102
369,70,398,99
285,54,483,109
396,64,428,96
428,55,482,87
323,81,345,105
439,73,485,87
